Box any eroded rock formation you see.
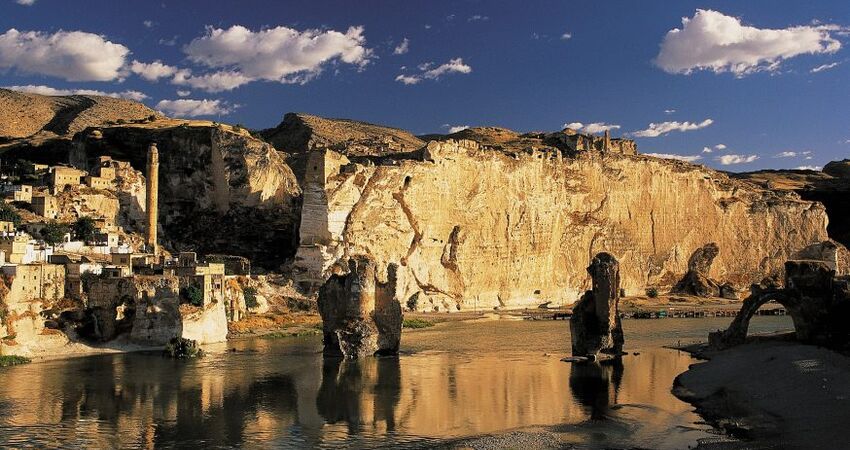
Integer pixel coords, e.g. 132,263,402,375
671,243,737,298
709,260,850,351
318,256,403,359
569,253,624,359
295,138,828,310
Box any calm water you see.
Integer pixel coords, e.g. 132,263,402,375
0,316,792,449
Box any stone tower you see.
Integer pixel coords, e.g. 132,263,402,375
603,129,611,152
145,142,159,254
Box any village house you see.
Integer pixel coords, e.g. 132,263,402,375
48,254,103,299
32,194,58,219
49,166,85,193
2,184,32,203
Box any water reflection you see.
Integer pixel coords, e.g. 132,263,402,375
0,317,793,449
568,359,623,420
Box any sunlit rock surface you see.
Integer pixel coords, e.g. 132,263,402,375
296,139,828,310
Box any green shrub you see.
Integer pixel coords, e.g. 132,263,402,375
646,287,659,298
73,216,97,242
164,337,203,358
243,287,259,309
0,355,31,367
402,318,435,329
180,286,204,307
41,222,69,245
0,204,21,227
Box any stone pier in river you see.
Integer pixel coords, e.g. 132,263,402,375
569,252,625,360
317,256,403,359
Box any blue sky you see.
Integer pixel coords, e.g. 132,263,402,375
2,0,849,171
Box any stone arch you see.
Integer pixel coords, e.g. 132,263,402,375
708,289,792,350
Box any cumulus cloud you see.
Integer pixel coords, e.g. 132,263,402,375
645,153,703,163
182,24,370,90
629,119,713,138
564,122,621,134
468,15,489,22
715,143,727,150
655,9,842,77
171,69,253,92
130,60,178,81
395,57,471,85
155,99,232,117
393,38,409,55
795,165,821,171
0,29,129,81
811,62,840,73
716,154,759,165
16,0,35,5
4,84,147,101
176,90,191,97
775,151,798,158
561,32,572,40
702,147,713,153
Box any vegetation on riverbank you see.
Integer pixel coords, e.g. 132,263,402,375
403,318,435,329
0,355,31,367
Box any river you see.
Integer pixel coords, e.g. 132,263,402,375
0,316,792,449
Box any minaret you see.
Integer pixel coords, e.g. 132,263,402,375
145,142,159,254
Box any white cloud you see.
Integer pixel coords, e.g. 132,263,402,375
655,9,842,77
447,125,469,133
143,20,154,28
4,84,147,101
795,165,821,171
811,62,840,73
715,143,727,150
130,60,178,81
394,74,420,85
16,0,35,5
716,154,759,165
0,29,129,81
171,69,253,92
564,122,621,134
664,109,676,114
395,57,471,85
630,119,713,138
702,147,713,153
155,99,232,117
468,15,489,22
775,151,797,158
645,153,703,163
176,90,191,97
393,38,409,55
182,24,370,91
561,32,572,40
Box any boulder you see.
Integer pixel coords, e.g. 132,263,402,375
569,252,625,359
673,243,721,297
318,256,403,359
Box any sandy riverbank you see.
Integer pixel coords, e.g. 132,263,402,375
673,341,850,449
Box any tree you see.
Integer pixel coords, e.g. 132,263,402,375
180,286,204,307
0,204,21,227
41,222,69,246
73,216,97,242
243,287,258,309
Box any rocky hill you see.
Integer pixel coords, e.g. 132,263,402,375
0,89,157,141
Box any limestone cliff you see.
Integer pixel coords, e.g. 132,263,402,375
67,122,302,268
295,139,828,311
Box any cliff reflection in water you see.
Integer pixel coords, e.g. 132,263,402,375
0,318,792,448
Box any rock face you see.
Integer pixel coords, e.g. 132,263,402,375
735,164,850,251
317,256,403,359
68,123,302,268
295,139,828,310
672,243,736,298
709,260,850,351
569,253,624,359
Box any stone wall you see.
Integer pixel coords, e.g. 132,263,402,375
295,141,828,311
0,264,67,356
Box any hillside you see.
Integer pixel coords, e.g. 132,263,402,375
0,88,158,141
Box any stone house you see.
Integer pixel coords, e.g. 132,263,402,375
2,184,32,203
0,221,15,234
32,194,58,219
49,166,85,192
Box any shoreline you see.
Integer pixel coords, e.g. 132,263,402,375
673,340,850,449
